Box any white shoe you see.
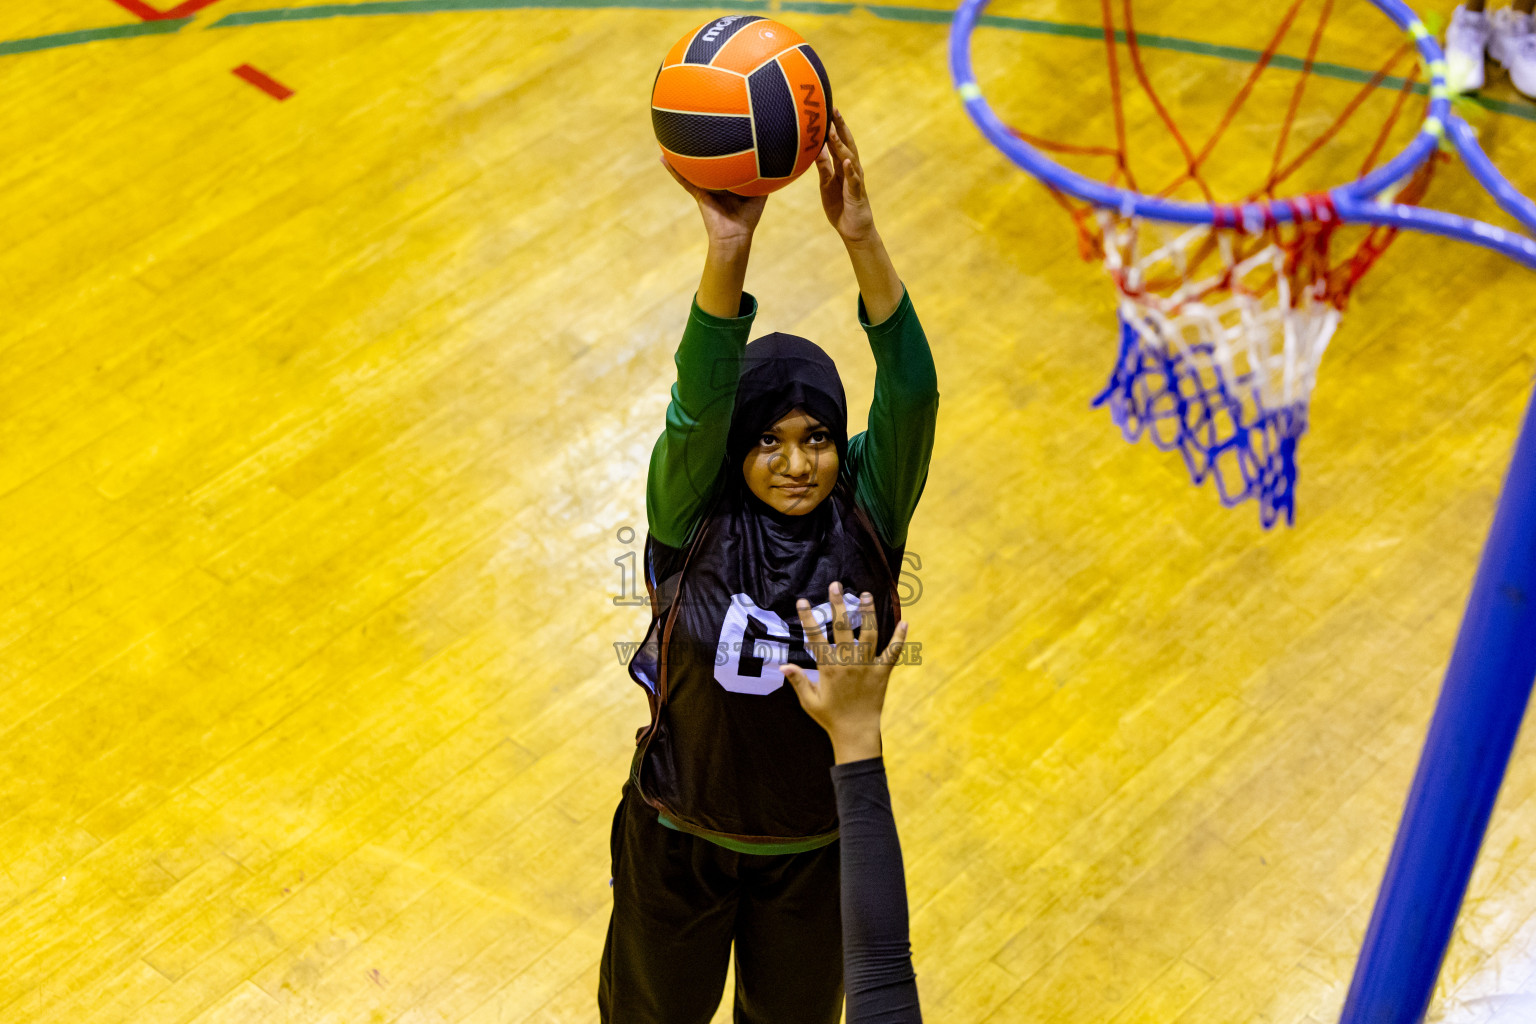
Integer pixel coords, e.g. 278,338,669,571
1446,5,1492,92
1490,8,1536,97
1488,7,1532,64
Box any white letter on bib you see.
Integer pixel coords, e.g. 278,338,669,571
713,591,862,695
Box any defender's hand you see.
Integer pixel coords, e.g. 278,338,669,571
781,581,908,764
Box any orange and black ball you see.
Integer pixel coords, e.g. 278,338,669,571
651,16,833,196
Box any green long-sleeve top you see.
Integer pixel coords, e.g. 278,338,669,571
647,287,939,552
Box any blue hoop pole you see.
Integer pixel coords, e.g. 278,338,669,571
1338,382,1536,1024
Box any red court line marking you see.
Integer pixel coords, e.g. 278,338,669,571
109,0,224,22
233,64,294,100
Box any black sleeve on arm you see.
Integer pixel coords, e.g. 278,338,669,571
833,757,923,1024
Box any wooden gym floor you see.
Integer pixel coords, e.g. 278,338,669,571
3,1,1535,1021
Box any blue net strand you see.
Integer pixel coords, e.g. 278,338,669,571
1092,313,1304,527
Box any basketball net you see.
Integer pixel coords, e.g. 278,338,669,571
1016,0,1441,525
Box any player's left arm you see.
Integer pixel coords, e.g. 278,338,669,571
818,110,940,549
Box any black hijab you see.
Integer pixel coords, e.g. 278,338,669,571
725,332,848,471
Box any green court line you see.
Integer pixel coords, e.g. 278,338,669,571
967,12,1418,90
212,0,761,21
0,1,1532,123
0,18,189,58
204,0,1536,122
776,1,858,13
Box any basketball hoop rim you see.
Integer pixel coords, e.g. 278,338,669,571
949,0,1536,269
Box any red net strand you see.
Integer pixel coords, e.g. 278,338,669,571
1263,41,1416,195
1360,57,1423,176
1120,0,1215,203
1157,0,1310,199
1099,0,1136,190
1265,0,1336,198
1007,127,1123,160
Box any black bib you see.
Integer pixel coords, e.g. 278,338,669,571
627,481,902,845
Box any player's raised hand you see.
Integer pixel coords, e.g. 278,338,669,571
662,153,766,246
782,580,908,764
815,109,876,246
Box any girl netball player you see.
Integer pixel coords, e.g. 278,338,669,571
599,110,939,1024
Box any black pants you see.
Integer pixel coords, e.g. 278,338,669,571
598,783,845,1024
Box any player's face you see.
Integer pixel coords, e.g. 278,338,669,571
740,408,838,515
